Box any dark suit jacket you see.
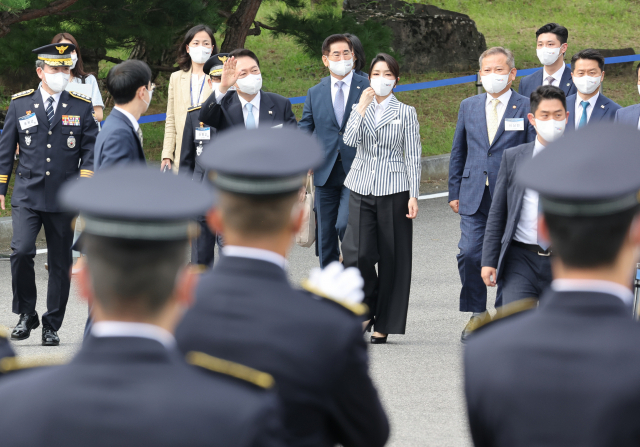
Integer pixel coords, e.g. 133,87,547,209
198,90,297,133
517,66,576,99
0,89,97,212
448,90,536,215
0,336,285,447
94,108,146,170
482,141,535,278
179,106,217,182
465,289,640,447
565,93,621,131
176,256,389,447
614,103,640,126
298,74,369,187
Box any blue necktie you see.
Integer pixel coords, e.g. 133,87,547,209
45,96,55,127
245,103,256,129
578,100,590,129
334,81,345,126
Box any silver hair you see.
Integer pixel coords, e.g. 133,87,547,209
479,47,515,70
35,60,45,70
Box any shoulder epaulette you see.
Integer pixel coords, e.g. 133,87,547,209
470,298,538,334
0,355,66,374
188,105,202,112
68,91,92,103
0,326,8,339
186,351,275,389
301,279,368,316
11,89,35,100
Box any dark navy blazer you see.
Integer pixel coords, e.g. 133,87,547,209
94,108,146,170
482,141,535,278
0,336,285,447
180,106,217,182
517,66,577,99
298,74,369,187
614,103,640,126
565,93,621,131
465,289,640,447
448,90,536,216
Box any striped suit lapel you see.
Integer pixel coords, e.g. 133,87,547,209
375,95,400,130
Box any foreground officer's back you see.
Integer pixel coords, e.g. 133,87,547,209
176,128,389,447
0,167,284,447
465,124,640,447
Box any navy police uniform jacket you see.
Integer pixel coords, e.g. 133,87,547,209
0,335,286,447
176,256,390,447
180,104,217,181
465,289,640,447
0,89,97,212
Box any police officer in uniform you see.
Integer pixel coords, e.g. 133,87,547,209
465,123,640,447
0,44,97,346
0,166,285,446
176,128,390,447
180,54,227,268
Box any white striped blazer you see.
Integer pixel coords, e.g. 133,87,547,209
343,95,422,198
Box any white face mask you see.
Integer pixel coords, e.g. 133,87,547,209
481,72,511,94
142,86,153,112
70,53,78,70
573,75,601,95
370,77,395,97
189,46,212,64
536,47,561,66
328,58,354,77
636,84,640,96
44,71,70,93
236,74,262,95
535,118,566,143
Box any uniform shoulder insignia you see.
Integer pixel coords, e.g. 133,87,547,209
0,355,66,374
11,89,35,100
469,298,538,335
68,91,92,103
0,326,8,339
186,351,275,390
301,279,368,316
188,105,202,112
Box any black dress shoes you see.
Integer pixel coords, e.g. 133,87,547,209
370,335,388,344
42,326,60,346
11,312,40,340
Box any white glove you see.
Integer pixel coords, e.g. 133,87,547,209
306,261,365,304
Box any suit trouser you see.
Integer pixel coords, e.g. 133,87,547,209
500,245,552,305
191,215,217,268
343,191,412,334
11,206,74,331
315,159,350,267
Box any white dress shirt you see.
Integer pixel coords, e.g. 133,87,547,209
542,64,565,87
374,94,393,127
92,321,176,349
552,279,634,307
574,91,600,127
113,106,140,132
514,137,546,244
215,86,261,127
330,71,353,113
485,88,512,126
190,73,206,106
39,87,62,114
222,245,287,270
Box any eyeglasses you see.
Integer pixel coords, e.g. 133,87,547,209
148,83,156,93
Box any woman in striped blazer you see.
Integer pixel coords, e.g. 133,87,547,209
342,53,422,344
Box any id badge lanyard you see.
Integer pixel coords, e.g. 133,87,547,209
191,75,206,107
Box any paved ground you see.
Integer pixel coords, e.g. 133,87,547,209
0,195,497,447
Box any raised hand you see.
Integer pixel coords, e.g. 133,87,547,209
220,56,238,93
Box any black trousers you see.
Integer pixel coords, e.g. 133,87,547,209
342,190,412,334
191,215,217,268
500,244,553,305
11,206,74,331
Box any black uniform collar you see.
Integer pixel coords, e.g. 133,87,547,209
539,289,632,317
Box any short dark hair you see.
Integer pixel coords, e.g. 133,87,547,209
177,24,217,72
219,191,299,237
544,206,640,268
229,48,260,67
83,235,188,317
535,23,569,45
322,34,353,56
571,49,605,72
344,33,366,73
530,85,566,115
106,60,152,105
369,53,400,81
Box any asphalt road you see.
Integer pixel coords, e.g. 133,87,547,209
0,195,497,447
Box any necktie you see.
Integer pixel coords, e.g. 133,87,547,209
545,76,555,85
334,81,345,126
245,103,256,129
578,101,590,129
136,127,143,147
45,96,55,127
486,99,500,186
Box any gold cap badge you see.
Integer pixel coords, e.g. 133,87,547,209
55,45,69,55
219,55,228,63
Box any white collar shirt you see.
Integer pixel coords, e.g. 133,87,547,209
113,106,140,132
237,91,261,128
39,87,62,114
485,88,512,126
330,70,353,111
575,91,600,127
543,64,565,87
190,73,206,107
374,94,394,126
514,137,546,244
551,279,634,307
222,245,288,270
92,321,176,349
